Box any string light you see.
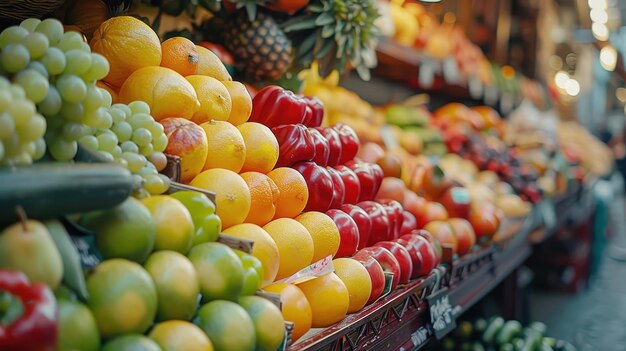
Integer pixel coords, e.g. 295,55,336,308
588,0,608,10
565,79,581,96
592,22,609,41
599,45,617,71
555,71,570,89
590,8,608,24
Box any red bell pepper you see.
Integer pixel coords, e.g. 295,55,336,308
332,123,360,164
272,124,316,167
292,161,334,212
308,128,330,166
249,86,308,128
314,127,343,166
333,165,361,204
346,161,383,202
299,95,325,128
326,167,346,209
0,270,57,351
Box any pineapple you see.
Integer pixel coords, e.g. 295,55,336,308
220,9,293,82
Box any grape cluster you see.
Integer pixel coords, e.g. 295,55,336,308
0,77,47,165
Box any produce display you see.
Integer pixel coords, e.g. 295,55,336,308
0,2,607,350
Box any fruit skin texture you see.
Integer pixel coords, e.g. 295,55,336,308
263,283,312,342
199,119,246,172
223,81,252,125
315,127,343,166
160,37,199,77
118,66,200,121
169,191,221,245
352,254,386,305
334,165,361,204
327,167,346,209
415,201,449,229
333,258,372,313
149,320,214,351
143,251,199,321
86,259,158,339
373,241,413,285
0,220,63,289
399,232,439,276
295,211,341,262
191,169,251,229
340,204,372,249
241,172,280,226
238,122,279,174
439,186,471,219
238,296,286,351
90,16,162,88
222,223,280,285
297,272,349,328
333,123,360,164
187,242,244,301
141,196,194,254
194,300,256,351
187,75,232,124
424,221,458,256
161,117,209,184
195,44,232,81
325,209,359,258
57,299,100,351
263,218,314,280
235,250,264,296
401,210,418,235
354,246,401,291
394,237,423,279
267,167,309,219
292,161,334,212
100,334,161,351
272,124,316,167
249,85,306,127
448,218,476,256
357,201,391,246
468,203,501,241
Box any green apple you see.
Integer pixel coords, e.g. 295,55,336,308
170,190,221,245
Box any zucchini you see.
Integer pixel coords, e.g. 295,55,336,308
496,320,523,345
0,163,137,224
483,317,505,344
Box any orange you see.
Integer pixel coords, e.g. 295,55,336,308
118,66,200,121
222,223,280,285
266,168,309,219
262,218,314,280
90,16,162,88
237,122,279,174
295,212,340,262
222,81,252,125
160,37,199,77
199,120,245,172
263,283,312,342
195,45,232,81
186,75,232,124
297,273,349,327
149,320,214,351
332,258,372,313
240,172,279,226
95,81,118,104
190,169,251,229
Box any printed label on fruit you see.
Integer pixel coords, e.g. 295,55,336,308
217,234,254,253
427,288,456,339
278,256,334,285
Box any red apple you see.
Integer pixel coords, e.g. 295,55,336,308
161,117,208,184
292,161,334,212
356,201,391,245
352,254,386,305
315,127,342,166
378,199,404,240
333,165,361,204
448,218,476,256
370,163,384,195
332,123,360,164
415,201,449,228
308,128,330,166
415,230,442,262
374,241,413,284
399,232,439,276
375,177,406,202
400,211,418,234
346,161,378,201
424,221,458,256
326,167,345,209
439,186,471,219
340,204,372,249
354,246,401,291
325,209,359,257
394,237,423,279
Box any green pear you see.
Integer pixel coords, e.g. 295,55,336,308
0,219,63,289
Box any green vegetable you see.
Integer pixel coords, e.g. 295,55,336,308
528,322,547,337
496,320,522,345
483,317,505,344
45,220,88,300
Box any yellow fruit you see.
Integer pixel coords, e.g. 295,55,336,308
263,283,312,342
297,272,349,327
90,16,162,88
160,37,199,77
332,258,372,313
241,172,279,226
95,80,118,104
295,212,340,262
238,122,279,174
267,168,309,219
222,223,280,285
199,120,246,172
141,196,194,254
149,320,214,351
185,75,232,124
222,81,252,125
195,45,232,81
263,218,314,280
118,66,200,121
238,296,285,351
191,169,251,229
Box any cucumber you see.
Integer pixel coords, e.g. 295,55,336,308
520,329,541,351
0,163,137,224
45,220,88,300
512,338,525,351
528,322,547,337
483,317,505,344
496,321,523,345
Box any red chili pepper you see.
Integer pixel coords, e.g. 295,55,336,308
292,161,334,212
299,95,325,128
0,270,57,351
272,124,316,167
249,86,308,128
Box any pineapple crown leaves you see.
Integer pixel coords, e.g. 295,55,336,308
282,0,380,80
